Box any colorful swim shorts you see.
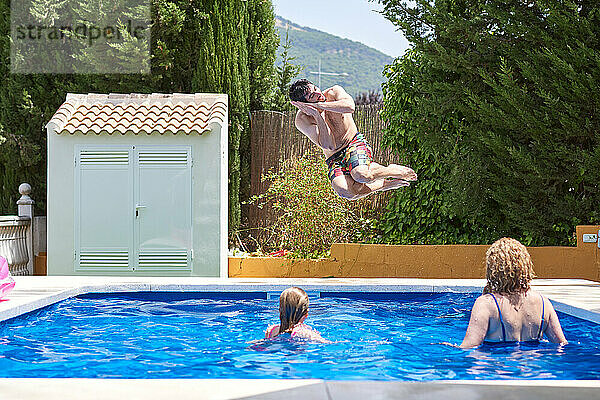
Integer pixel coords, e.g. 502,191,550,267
325,132,373,181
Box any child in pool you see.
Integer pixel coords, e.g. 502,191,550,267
460,238,568,348
265,287,328,343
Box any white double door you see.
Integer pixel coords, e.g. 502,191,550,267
74,145,192,272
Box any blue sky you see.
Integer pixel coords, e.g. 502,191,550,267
271,0,410,58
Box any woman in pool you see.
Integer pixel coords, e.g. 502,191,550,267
265,287,327,342
460,237,568,348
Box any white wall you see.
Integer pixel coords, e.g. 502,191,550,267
47,126,226,277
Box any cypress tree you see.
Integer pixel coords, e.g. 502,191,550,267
239,0,279,228
247,0,277,111
272,29,302,112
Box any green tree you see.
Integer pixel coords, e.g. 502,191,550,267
240,0,279,228
247,0,278,111
379,50,487,245
0,0,280,239
272,29,302,112
378,0,600,245
192,0,251,236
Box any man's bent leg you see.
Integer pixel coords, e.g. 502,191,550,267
350,162,417,184
331,175,357,199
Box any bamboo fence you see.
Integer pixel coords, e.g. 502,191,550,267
244,104,398,248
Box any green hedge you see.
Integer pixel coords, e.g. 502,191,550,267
379,0,600,246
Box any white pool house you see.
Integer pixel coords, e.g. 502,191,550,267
45,93,228,277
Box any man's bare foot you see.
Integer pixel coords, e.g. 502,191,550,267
380,178,410,192
388,164,417,181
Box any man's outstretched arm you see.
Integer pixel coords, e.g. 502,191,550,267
310,85,355,114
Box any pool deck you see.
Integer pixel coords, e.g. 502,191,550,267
0,378,599,400
1,276,599,399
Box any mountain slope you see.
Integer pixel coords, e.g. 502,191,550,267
275,16,393,97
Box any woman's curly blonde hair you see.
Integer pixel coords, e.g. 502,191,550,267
484,237,536,294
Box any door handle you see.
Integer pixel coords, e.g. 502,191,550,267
135,204,146,218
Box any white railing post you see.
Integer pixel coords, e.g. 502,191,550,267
17,183,34,275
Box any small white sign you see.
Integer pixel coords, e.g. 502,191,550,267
582,234,597,243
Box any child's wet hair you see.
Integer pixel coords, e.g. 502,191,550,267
279,287,309,333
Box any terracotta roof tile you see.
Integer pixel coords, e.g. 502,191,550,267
46,93,228,135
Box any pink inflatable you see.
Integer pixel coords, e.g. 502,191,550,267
0,256,15,300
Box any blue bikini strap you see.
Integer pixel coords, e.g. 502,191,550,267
537,294,545,340
490,293,506,342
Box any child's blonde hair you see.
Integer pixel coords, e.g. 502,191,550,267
279,287,309,333
484,237,536,294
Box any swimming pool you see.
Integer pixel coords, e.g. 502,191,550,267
0,291,597,380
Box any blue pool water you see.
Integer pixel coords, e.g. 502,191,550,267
0,292,598,380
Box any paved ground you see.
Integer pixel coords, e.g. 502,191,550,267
0,379,598,400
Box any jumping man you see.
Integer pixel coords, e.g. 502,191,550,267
289,79,417,200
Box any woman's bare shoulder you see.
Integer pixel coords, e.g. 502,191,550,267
474,293,495,307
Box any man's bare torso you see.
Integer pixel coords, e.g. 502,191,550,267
290,79,418,200
320,87,358,157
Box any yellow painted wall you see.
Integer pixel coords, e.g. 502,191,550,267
229,225,600,280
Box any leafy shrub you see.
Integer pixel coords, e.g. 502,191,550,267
379,51,492,245
247,155,376,258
